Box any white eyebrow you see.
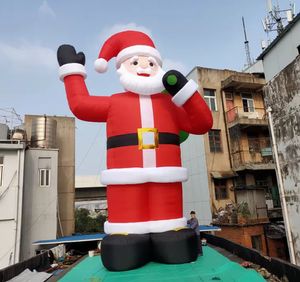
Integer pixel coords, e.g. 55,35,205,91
148,57,157,64
130,56,139,63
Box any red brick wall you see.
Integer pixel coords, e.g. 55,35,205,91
217,225,267,255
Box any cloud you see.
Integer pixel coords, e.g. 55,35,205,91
99,23,152,42
0,42,56,70
38,0,56,18
162,58,188,75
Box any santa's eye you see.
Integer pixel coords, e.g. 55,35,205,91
149,62,154,67
132,61,138,66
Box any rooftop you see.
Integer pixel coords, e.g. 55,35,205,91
257,12,300,60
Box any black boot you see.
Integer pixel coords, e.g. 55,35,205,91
151,228,198,264
101,233,151,271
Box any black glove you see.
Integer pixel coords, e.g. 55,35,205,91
57,44,85,66
162,70,188,97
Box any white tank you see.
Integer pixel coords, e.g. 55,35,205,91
31,116,57,148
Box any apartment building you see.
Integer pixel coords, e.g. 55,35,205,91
186,67,286,259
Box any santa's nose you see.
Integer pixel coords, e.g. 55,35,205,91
139,61,148,68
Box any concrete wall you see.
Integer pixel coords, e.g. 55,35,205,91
263,55,300,264
0,143,25,269
181,135,211,225
262,20,300,82
25,115,75,236
21,148,58,260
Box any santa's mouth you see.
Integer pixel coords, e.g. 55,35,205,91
137,73,150,77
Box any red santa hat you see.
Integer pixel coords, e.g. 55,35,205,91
94,30,162,73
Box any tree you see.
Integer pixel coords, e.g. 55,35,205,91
75,208,106,233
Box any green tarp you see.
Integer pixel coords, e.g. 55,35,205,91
59,246,265,282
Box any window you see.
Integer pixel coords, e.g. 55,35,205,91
241,93,254,112
251,235,262,252
208,130,222,152
38,157,51,188
0,156,3,187
204,89,217,111
214,179,228,200
39,168,51,187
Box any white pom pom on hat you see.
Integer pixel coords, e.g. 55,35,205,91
94,58,108,73
94,30,162,74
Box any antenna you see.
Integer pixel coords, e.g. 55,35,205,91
262,0,295,37
242,17,252,67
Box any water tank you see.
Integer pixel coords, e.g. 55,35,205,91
31,116,57,148
0,123,9,140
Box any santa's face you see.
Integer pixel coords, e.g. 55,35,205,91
117,55,165,95
122,55,160,77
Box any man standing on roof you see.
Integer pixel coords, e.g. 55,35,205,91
57,30,212,271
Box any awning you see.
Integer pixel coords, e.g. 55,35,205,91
211,171,238,179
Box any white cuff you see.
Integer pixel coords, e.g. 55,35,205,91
59,63,87,81
104,217,187,234
172,79,198,107
101,166,188,185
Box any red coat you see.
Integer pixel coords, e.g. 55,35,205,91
63,74,213,185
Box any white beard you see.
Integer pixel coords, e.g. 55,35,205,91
117,64,166,95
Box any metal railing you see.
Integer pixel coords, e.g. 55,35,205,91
226,106,267,124
231,137,273,167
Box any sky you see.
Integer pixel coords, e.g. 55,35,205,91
0,0,295,176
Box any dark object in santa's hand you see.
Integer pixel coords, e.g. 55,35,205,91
57,44,85,66
163,70,188,97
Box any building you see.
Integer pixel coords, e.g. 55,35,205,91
75,175,107,215
25,115,75,237
0,125,25,269
186,67,285,259
257,13,300,82
181,134,212,224
258,12,300,265
20,147,58,261
0,115,75,269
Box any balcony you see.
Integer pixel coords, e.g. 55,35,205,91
221,74,265,91
226,106,268,129
231,137,274,171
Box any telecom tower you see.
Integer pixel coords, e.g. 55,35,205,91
242,17,253,68
261,0,295,48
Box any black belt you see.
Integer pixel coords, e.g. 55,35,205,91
107,132,179,149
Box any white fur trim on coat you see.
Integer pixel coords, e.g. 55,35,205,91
101,166,188,185
116,45,162,68
104,217,187,234
59,63,87,81
172,79,198,107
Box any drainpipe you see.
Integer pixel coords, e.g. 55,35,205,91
266,107,296,264
13,146,20,264
13,142,24,264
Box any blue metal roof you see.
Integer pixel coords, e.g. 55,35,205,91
33,233,106,245
33,225,221,245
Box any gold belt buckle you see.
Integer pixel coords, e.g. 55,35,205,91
137,128,159,150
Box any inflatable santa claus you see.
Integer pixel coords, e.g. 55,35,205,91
57,30,213,271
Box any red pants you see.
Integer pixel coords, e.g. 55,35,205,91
107,182,183,223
